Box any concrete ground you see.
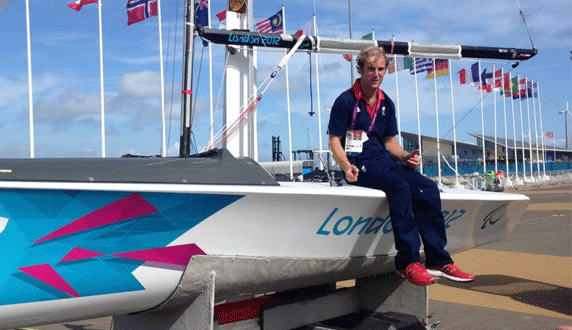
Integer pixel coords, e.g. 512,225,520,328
427,183,571,330
12,184,572,330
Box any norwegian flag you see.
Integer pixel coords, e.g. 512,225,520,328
68,0,97,11
127,0,158,26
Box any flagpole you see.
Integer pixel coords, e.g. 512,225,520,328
96,0,106,158
313,14,324,170
248,0,257,161
537,81,547,178
156,0,166,157
414,58,423,174
208,0,214,146
282,4,293,180
518,75,527,181
25,0,35,158
510,72,520,183
531,79,540,182
493,64,498,173
448,59,460,187
348,0,354,84
553,133,556,163
431,59,442,185
478,60,485,176
392,36,402,144
525,77,533,179
501,68,510,184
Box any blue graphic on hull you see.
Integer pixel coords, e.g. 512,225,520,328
0,189,243,306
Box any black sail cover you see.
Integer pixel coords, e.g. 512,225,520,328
0,149,278,186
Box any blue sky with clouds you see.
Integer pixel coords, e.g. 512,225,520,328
0,0,570,161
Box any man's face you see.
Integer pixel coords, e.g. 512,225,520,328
360,56,387,90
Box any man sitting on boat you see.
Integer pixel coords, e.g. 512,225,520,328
327,46,474,286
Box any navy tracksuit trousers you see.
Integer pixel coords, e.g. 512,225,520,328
351,157,454,270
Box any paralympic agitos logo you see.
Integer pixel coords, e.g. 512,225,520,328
481,205,507,229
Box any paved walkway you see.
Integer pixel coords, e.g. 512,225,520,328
428,183,571,329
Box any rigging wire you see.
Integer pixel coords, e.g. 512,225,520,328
166,0,180,156
515,0,536,50
190,43,207,154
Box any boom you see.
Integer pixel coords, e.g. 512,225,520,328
197,27,537,61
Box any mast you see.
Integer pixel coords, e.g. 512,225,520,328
179,0,195,157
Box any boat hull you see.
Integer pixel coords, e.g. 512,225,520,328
0,181,528,329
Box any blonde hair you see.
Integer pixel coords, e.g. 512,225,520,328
356,46,388,73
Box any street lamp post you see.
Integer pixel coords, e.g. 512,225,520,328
559,102,570,150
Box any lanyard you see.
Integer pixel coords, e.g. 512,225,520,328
349,97,381,134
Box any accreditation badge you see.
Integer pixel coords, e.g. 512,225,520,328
345,130,368,156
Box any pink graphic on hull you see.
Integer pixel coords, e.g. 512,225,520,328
18,264,80,298
60,247,105,263
112,244,206,266
34,194,158,244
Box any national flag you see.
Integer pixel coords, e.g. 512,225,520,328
519,78,527,98
426,59,448,79
294,21,312,36
545,132,554,139
68,0,97,11
195,0,209,28
479,67,493,92
527,81,533,98
458,62,479,85
502,72,511,97
362,32,373,40
388,56,413,74
410,58,432,75
127,0,158,25
343,54,352,62
216,9,226,29
511,77,519,99
458,68,470,84
255,9,283,34
494,69,502,90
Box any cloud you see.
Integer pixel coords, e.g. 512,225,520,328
0,74,59,106
107,55,160,65
117,70,162,98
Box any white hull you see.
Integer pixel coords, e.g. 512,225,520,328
0,180,528,329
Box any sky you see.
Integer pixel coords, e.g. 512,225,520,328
0,0,571,162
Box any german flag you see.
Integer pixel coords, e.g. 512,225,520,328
426,59,449,79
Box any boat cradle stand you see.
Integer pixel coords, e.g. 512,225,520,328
113,271,429,330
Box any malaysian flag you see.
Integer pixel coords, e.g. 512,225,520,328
410,58,432,75
127,0,158,26
255,9,283,34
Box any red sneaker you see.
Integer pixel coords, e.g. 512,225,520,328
395,262,437,286
426,263,475,282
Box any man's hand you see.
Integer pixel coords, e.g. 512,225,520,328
345,165,360,182
405,149,421,169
